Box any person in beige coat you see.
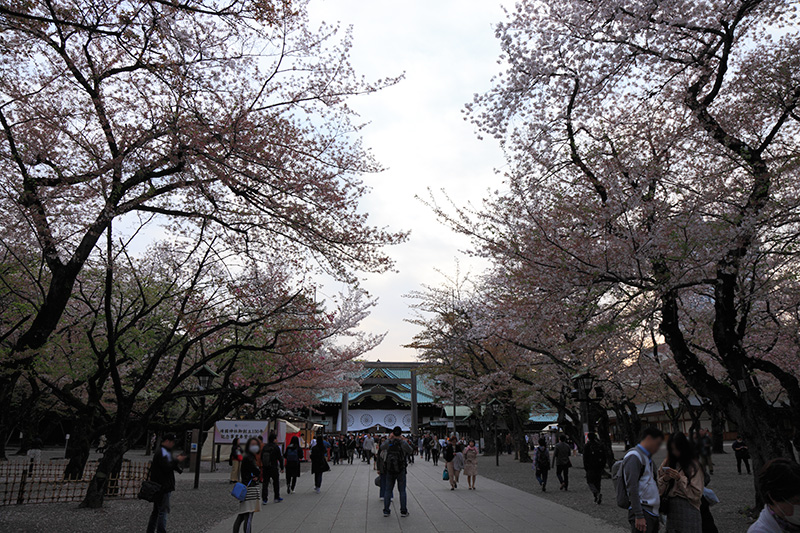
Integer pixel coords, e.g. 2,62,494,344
463,440,479,490
657,432,705,533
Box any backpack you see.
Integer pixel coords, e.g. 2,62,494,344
286,446,299,463
260,445,272,468
612,450,645,509
536,446,550,472
386,440,405,476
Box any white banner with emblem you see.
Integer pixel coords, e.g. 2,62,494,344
336,409,412,432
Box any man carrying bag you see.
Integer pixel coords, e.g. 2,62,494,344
145,433,186,533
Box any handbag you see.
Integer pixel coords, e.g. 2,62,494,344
138,480,162,502
374,475,381,487
703,487,720,507
231,480,251,502
442,468,449,481
322,460,331,473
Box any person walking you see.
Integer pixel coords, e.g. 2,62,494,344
533,437,550,492
697,430,714,476
622,427,665,533
311,435,330,493
229,438,243,484
463,439,479,490
26,438,43,475
444,436,458,490
657,432,704,533
362,434,375,464
260,433,284,504
381,427,413,518
748,458,800,533
146,433,186,533
453,441,465,487
584,432,606,504
284,436,301,494
553,434,572,491
233,438,262,533
732,436,751,475
332,437,341,465
346,434,356,464
376,436,389,502
424,435,432,462
431,437,441,466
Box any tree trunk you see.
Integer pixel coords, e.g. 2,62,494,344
556,406,582,452
0,425,8,460
480,410,496,455
64,439,90,480
710,406,726,454
593,403,615,468
661,292,796,509
80,439,127,508
508,405,531,463
612,401,641,450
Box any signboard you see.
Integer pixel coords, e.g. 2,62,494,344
190,443,198,452
214,420,270,444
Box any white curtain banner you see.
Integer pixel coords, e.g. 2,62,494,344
214,420,269,444
336,409,412,432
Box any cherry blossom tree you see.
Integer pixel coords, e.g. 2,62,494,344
33,234,377,507
439,0,800,500
0,0,404,457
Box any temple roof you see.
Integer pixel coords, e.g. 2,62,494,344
319,365,436,405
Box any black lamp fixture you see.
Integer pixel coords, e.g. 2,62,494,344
194,365,219,391
572,371,594,394
269,397,281,411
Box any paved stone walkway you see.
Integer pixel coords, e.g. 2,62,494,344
208,458,626,533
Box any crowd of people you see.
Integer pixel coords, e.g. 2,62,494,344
142,427,800,533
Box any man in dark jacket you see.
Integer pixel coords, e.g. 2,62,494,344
731,435,750,475
147,433,186,533
552,434,572,491
381,427,414,518
260,433,284,504
583,432,606,504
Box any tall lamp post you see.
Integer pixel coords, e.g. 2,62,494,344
194,365,218,489
490,399,501,467
452,375,457,439
267,398,282,435
572,371,595,440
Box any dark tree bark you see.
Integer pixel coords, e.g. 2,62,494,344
592,402,615,468
612,400,642,450
80,439,128,508
710,406,726,454
661,292,796,509
507,404,531,463
64,427,92,480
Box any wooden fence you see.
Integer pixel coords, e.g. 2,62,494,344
0,459,151,505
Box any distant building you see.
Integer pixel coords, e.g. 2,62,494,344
314,362,439,434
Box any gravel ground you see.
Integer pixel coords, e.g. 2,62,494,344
0,449,311,533
476,447,757,533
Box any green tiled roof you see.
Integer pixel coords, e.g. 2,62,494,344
318,366,436,404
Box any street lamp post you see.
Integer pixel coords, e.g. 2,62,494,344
452,374,457,439
267,397,282,435
193,365,218,490
490,399,501,467
572,371,594,439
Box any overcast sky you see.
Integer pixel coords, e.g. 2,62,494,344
307,1,509,362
